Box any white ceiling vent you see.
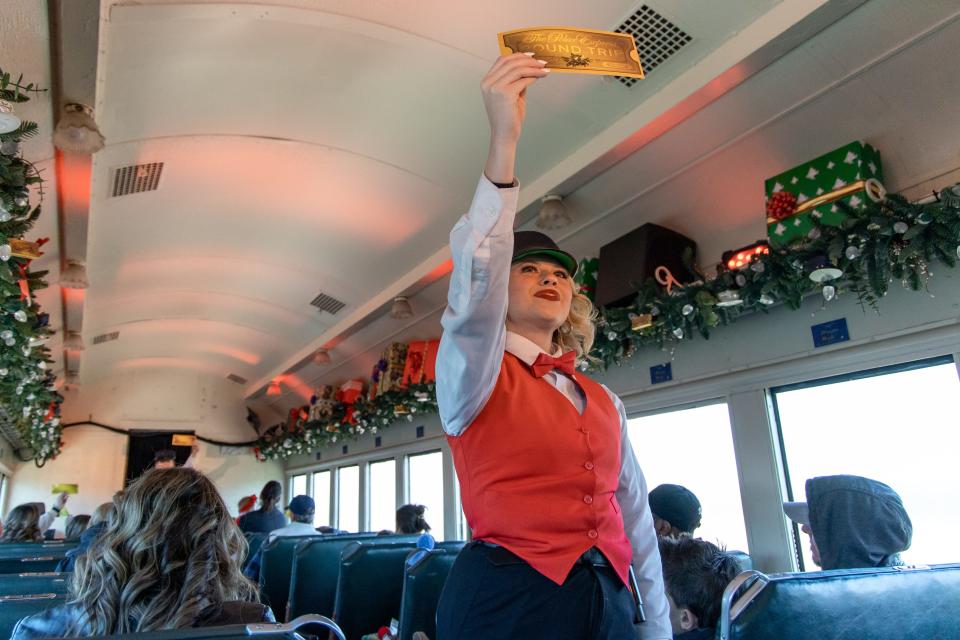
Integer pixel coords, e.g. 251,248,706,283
615,4,693,87
92,331,120,345
310,292,346,316
111,163,164,197
226,373,247,385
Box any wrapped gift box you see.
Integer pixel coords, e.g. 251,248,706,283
369,343,408,399
765,141,883,247
308,385,336,422
401,339,440,386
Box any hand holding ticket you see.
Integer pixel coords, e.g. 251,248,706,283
498,27,644,79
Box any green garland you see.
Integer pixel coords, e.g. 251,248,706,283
254,186,960,461
0,69,62,464
587,190,960,369
254,383,437,460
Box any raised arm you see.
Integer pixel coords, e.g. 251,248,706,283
607,389,673,640
436,54,549,436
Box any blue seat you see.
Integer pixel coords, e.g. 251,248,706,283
58,614,347,640
244,532,268,568
332,540,434,640
0,550,74,574
397,542,466,640
286,533,390,621
719,563,960,640
0,593,66,639
257,536,317,623
728,550,752,571
0,572,71,596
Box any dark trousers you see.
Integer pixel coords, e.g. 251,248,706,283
436,542,641,640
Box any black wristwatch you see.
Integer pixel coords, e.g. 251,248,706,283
51,505,61,515
491,179,517,189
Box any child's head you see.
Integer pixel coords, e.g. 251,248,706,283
658,536,742,634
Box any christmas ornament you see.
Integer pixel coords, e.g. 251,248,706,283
681,304,694,316
13,310,27,322
0,244,10,261
765,191,798,221
807,227,822,240
715,290,743,308
0,99,21,134
893,221,909,234
822,285,836,301
845,246,861,260
750,261,765,273
759,294,775,306
13,194,27,208
735,274,747,287
630,313,653,331
0,204,10,222
672,327,684,339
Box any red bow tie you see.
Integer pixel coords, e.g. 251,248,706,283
531,351,576,378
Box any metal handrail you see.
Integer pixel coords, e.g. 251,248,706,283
718,570,768,640
246,614,346,640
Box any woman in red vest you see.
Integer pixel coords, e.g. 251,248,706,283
435,53,671,639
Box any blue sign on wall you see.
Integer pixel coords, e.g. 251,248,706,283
811,318,850,348
650,363,673,385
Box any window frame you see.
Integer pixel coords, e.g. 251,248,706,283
769,354,957,570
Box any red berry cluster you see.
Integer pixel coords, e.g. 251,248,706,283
766,191,798,221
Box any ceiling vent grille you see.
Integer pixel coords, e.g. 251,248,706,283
614,4,693,87
226,373,247,385
310,292,346,316
111,163,164,197
92,331,120,345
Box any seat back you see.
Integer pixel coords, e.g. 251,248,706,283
286,533,387,621
720,563,960,640
397,542,466,640
59,613,347,640
0,572,71,596
332,541,420,639
0,547,74,574
0,542,77,558
0,593,66,639
258,536,317,622
728,550,753,571
244,532,268,567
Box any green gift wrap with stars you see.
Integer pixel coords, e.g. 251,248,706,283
765,141,883,247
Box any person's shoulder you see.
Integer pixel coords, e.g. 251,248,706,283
10,602,81,639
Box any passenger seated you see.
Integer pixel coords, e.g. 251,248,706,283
238,480,287,534
267,495,320,540
1,493,69,543
783,474,912,570
658,536,742,640
57,502,116,572
396,504,431,534
11,468,272,638
649,484,702,538
63,515,90,541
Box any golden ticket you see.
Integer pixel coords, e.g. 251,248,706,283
498,27,644,79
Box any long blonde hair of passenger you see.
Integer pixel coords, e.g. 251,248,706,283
68,468,258,635
0,503,42,543
555,289,597,365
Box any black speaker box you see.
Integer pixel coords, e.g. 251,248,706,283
595,223,697,308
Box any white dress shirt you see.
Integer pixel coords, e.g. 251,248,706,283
437,176,672,640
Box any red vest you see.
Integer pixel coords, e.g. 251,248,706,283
448,353,632,586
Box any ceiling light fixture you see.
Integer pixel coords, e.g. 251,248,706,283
52,103,105,154
266,380,282,396
64,331,84,351
536,195,572,230
389,296,414,320
60,260,89,289
0,100,21,135
313,349,331,366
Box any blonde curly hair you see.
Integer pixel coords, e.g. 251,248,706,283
555,289,597,364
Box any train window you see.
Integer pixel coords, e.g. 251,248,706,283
337,465,360,533
406,450,445,540
774,356,960,570
312,470,331,528
627,402,749,552
368,458,397,533
290,473,307,498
